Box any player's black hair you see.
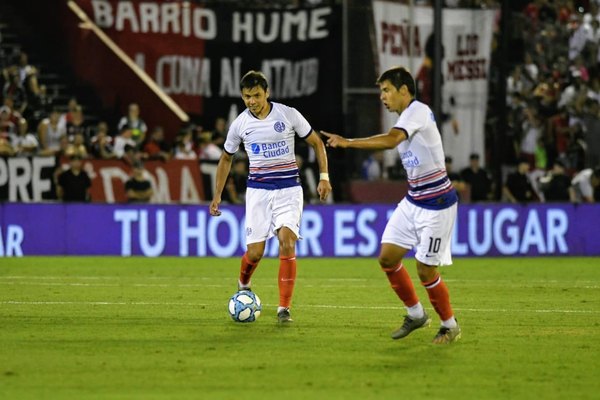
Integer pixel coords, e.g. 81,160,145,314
240,70,269,91
376,66,416,96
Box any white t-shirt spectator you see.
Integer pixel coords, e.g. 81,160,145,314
571,168,594,202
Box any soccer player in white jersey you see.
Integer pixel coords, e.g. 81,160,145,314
210,70,332,323
322,66,461,344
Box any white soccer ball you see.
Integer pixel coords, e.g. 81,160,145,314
228,290,262,323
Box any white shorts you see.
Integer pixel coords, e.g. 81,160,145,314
245,186,303,245
381,199,457,266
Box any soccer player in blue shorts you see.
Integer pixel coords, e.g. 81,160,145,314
210,70,332,323
322,66,461,344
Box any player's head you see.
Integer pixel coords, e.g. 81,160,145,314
240,70,268,92
376,66,416,114
240,71,270,117
377,67,416,95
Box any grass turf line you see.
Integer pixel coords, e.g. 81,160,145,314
1,257,599,400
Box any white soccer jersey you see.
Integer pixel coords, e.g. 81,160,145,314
224,102,312,190
394,100,457,210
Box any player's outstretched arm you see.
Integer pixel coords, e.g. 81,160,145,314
320,128,407,150
210,152,234,216
305,130,332,202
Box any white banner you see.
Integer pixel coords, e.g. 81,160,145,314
373,1,496,170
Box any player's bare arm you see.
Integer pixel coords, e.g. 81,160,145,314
320,128,407,150
305,130,332,201
209,151,234,216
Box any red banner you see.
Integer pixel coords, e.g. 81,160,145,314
82,159,204,203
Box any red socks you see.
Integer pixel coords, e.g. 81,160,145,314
381,263,419,307
422,274,454,321
239,253,258,287
239,253,297,309
278,256,297,308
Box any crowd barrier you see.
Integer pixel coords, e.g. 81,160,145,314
1,203,598,257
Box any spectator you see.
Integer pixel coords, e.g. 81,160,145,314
221,157,248,205
65,132,89,159
2,69,28,114
121,144,140,167
142,126,171,161
66,105,88,144
566,126,588,171
0,131,15,156
523,52,540,82
2,97,23,126
113,128,137,159
296,154,318,203
460,153,492,201
15,51,40,98
361,151,383,180
568,13,587,61
539,160,572,202
507,66,531,104
503,158,537,203
195,130,221,160
211,116,228,148
30,84,54,123
520,107,544,169
445,156,467,193
547,107,572,161
581,98,600,168
61,97,79,125
11,117,38,157
571,166,600,202
0,105,16,136
174,129,198,160
38,108,67,156
90,122,116,159
56,154,91,202
125,161,153,203
117,103,147,147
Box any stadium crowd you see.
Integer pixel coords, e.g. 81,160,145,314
500,0,600,203
0,0,599,203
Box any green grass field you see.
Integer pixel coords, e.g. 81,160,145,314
1,257,599,400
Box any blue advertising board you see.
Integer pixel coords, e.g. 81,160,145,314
0,203,598,257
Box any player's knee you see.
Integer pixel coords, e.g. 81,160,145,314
278,240,296,257
416,263,437,282
378,254,398,271
245,250,263,264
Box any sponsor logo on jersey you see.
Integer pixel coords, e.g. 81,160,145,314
252,141,290,158
274,121,286,133
401,150,420,168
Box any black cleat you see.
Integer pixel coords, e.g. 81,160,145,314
391,313,431,339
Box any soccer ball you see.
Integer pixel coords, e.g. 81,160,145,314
228,290,262,323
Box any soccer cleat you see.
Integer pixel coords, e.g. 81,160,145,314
238,281,251,291
432,324,461,344
277,308,293,323
391,313,431,339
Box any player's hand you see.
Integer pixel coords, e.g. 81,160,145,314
209,198,222,216
317,179,332,202
320,131,348,148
